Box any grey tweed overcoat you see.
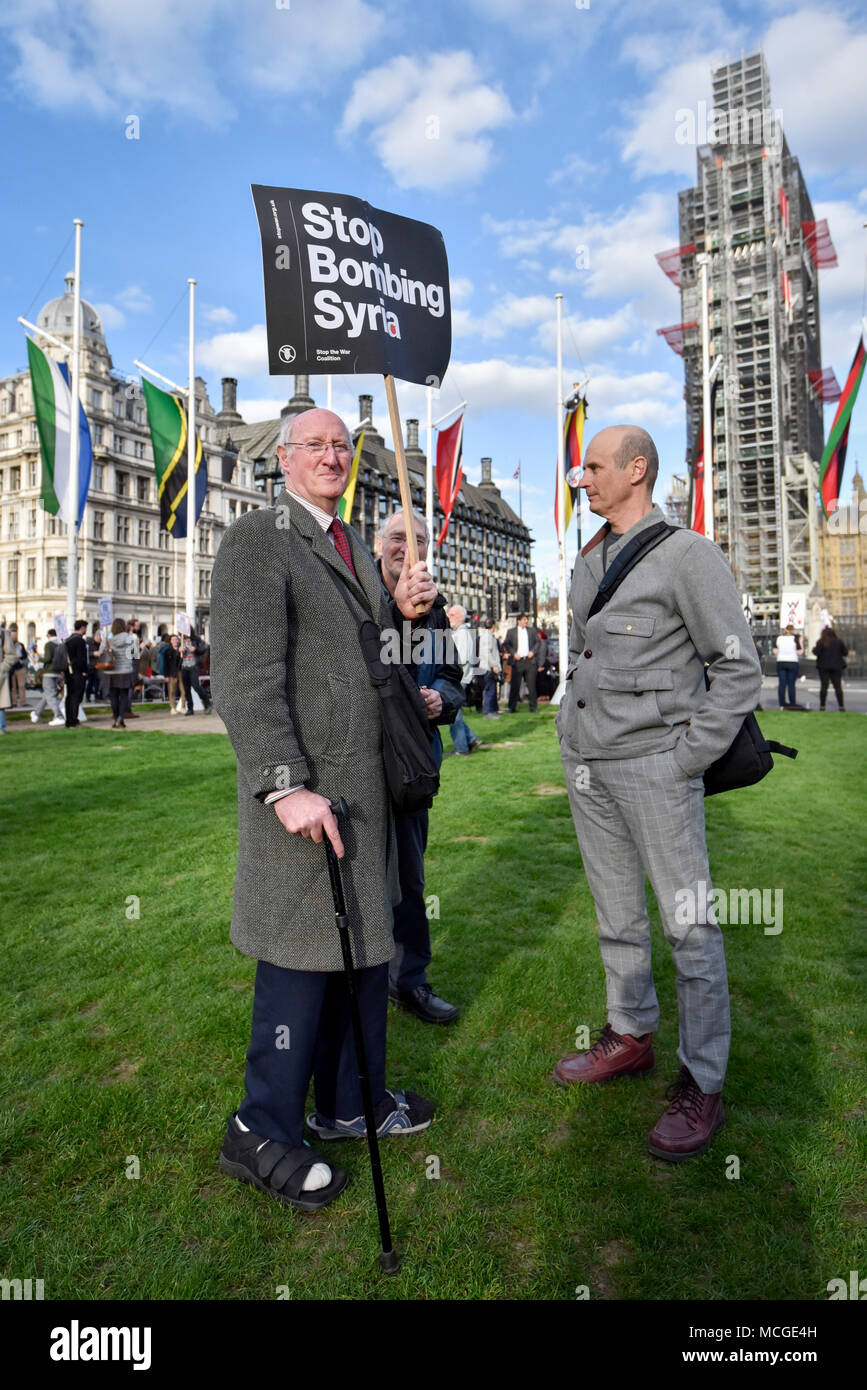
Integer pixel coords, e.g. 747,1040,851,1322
209,492,400,972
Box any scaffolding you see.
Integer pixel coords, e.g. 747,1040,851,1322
660,52,836,617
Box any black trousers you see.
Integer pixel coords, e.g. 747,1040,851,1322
237,958,389,1147
390,809,431,993
182,666,210,711
64,673,86,726
819,671,844,709
508,657,537,712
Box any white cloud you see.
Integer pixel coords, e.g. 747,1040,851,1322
620,7,867,180
765,8,867,176
93,301,125,331
621,55,723,178
0,0,385,124
197,323,268,378
116,284,152,313
203,305,237,327
485,192,680,323
340,51,514,190
0,0,233,124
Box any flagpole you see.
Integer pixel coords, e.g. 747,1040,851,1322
556,294,567,684
517,460,522,520
186,278,196,627
425,384,434,573
67,218,83,628
698,254,714,542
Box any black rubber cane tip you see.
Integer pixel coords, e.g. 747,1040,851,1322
379,1249,401,1275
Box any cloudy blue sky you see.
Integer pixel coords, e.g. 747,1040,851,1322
1,0,865,584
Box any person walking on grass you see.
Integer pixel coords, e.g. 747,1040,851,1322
100,617,139,729
164,633,184,714
0,621,19,735
447,605,481,754
554,424,761,1163
30,628,66,726
181,629,212,715
812,625,848,711
478,618,501,719
773,624,802,708
503,613,541,713
64,621,89,728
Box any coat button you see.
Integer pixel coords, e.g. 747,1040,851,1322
626,624,633,631
584,650,592,658
634,691,644,697
577,699,586,708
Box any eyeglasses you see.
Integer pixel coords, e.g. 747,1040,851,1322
288,440,352,457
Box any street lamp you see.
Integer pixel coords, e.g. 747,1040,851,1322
13,548,21,628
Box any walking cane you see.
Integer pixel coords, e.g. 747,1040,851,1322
325,798,400,1275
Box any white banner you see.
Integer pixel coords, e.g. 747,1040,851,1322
54,612,69,640
98,596,113,630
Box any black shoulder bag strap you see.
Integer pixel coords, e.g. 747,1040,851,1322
586,520,676,620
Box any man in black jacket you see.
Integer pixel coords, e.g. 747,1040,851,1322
377,509,464,1024
503,613,541,713
64,620,89,728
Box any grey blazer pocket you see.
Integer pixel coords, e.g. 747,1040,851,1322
596,667,674,742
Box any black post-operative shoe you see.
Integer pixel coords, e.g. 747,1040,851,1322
389,983,459,1025
219,1114,348,1211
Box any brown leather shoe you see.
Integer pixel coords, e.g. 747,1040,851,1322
648,1067,725,1162
553,1023,654,1086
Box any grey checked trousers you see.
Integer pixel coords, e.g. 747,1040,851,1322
560,742,730,1092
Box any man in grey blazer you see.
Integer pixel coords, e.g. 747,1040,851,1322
553,425,761,1162
210,408,437,1210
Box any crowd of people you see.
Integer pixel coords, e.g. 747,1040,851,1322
0,618,213,731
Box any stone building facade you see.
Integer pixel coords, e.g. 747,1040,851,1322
218,375,535,620
0,276,264,643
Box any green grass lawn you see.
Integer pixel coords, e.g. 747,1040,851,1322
1,708,865,1301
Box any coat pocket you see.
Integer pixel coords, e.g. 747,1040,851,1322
321,673,353,761
603,614,654,638
595,667,674,744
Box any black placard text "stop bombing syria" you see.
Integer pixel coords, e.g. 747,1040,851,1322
251,185,451,387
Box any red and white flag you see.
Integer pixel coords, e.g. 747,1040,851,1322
435,413,464,544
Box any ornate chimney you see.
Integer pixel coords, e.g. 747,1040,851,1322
405,417,425,465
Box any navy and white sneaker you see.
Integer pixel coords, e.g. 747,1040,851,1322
307,1089,434,1141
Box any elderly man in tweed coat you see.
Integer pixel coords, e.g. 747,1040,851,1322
553,425,761,1163
210,407,437,1210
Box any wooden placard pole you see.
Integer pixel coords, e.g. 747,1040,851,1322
383,374,426,613
384,374,419,566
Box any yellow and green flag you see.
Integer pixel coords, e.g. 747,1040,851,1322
337,432,365,522
142,376,206,538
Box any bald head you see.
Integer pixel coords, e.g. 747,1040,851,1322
580,424,659,531
278,408,350,452
590,425,659,491
276,408,353,513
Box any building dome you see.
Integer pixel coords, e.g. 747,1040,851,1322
37,272,105,342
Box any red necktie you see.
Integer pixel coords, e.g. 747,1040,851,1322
330,516,356,576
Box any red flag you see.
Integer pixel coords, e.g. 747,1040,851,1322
689,379,719,532
820,336,866,518
435,413,464,544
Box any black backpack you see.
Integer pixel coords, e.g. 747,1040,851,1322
587,521,797,796
50,640,69,674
